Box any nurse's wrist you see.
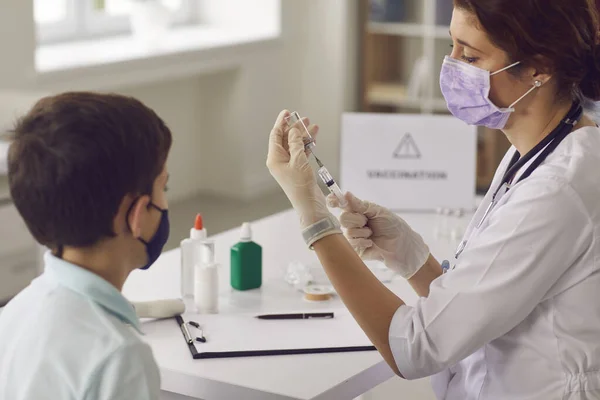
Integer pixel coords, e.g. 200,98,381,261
296,206,334,230
406,254,441,297
289,183,332,229
301,215,342,249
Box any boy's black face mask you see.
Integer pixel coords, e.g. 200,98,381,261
128,201,170,270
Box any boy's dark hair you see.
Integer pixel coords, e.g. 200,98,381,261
7,92,172,249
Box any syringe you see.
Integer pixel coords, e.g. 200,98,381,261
285,111,348,208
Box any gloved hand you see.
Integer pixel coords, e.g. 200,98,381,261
266,110,332,230
328,192,430,279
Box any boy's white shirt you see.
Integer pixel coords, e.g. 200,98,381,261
0,251,160,400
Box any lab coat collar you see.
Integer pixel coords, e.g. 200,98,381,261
43,251,143,334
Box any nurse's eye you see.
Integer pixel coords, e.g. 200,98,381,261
448,44,478,64
164,185,169,192
460,54,478,64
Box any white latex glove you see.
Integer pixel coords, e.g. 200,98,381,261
328,192,430,279
267,110,333,229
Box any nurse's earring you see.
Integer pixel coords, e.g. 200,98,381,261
534,80,543,88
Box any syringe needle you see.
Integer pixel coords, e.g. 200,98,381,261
285,110,347,208
313,154,324,168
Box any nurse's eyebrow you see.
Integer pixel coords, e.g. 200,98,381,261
449,30,484,53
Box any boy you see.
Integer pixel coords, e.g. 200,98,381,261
0,92,172,399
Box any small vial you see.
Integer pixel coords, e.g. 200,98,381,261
285,111,315,150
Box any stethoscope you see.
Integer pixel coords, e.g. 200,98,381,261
453,101,584,261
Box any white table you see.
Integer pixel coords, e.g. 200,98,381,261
124,209,471,400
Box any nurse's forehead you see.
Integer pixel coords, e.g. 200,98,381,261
449,8,495,53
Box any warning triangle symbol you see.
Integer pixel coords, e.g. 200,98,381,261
393,133,421,159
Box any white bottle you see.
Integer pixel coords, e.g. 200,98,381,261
194,240,219,314
180,214,207,302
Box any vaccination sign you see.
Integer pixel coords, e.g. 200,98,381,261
340,113,477,211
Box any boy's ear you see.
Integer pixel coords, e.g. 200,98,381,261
127,195,151,239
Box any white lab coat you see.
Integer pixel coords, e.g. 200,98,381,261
389,126,600,399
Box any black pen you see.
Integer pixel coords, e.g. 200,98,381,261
256,312,334,320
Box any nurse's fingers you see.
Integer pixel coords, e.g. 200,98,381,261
345,227,372,239
339,211,368,228
286,117,311,137
326,193,347,209
280,117,308,153
307,122,318,143
273,110,290,128
306,123,319,143
344,192,372,215
267,111,292,169
273,109,290,131
269,110,290,150
326,193,338,208
287,116,310,130
288,127,309,164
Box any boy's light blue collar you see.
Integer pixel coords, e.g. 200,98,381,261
43,251,142,334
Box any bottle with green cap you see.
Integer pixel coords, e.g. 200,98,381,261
230,222,262,291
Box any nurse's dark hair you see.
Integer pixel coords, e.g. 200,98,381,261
454,0,600,101
6,92,172,250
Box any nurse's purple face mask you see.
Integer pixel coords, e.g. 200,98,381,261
440,56,542,130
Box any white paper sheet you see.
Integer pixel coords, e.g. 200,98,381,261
142,309,374,356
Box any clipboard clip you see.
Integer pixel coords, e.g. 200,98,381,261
188,321,206,343
179,319,193,344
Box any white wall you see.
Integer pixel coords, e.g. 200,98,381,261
0,0,35,90
0,0,359,203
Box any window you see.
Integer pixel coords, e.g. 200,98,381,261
35,0,197,44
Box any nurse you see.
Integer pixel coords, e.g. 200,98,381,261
267,1,600,399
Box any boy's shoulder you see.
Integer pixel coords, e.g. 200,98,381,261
0,275,160,399
1,273,144,355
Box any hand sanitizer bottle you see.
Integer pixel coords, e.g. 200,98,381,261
180,214,206,303
230,222,262,291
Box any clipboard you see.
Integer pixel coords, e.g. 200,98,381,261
175,314,377,360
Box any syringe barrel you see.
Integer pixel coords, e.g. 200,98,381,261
317,166,334,186
285,111,315,150
329,182,348,208
318,166,348,208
